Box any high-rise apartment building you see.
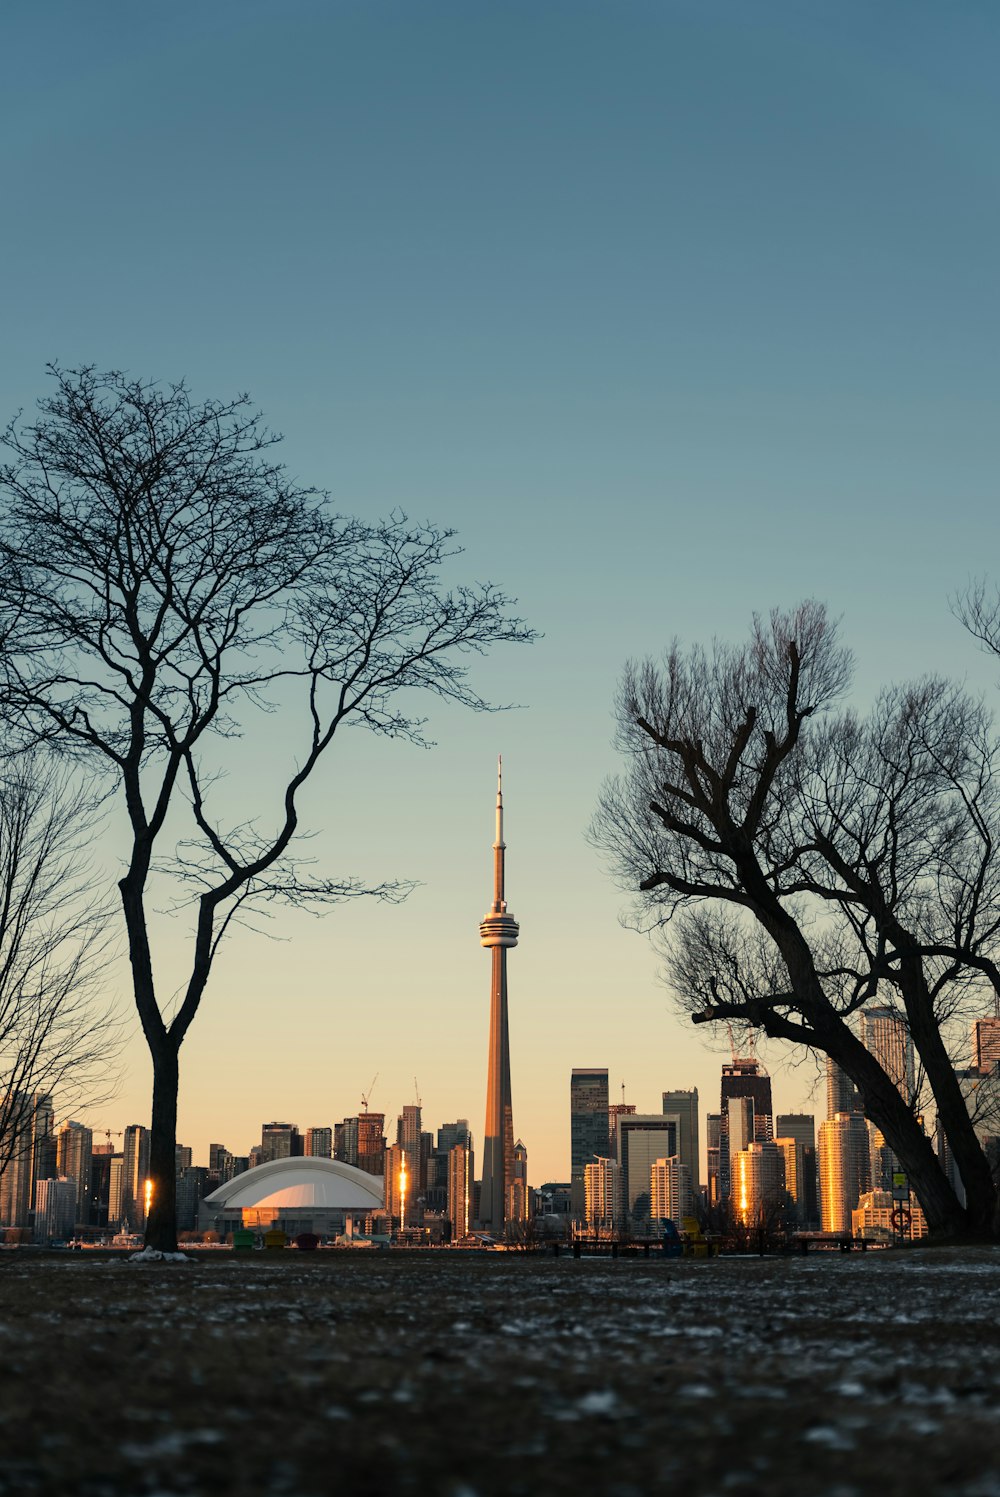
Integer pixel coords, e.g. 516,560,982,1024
55,1122,93,1224
617,1116,677,1217
571,1069,611,1218
584,1156,623,1229
108,1155,124,1226
397,1105,424,1193
447,1141,473,1239
356,1113,385,1177
661,1089,700,1192
438,1120,471,1154
826,1057,861,1119
0,1092,54,1229
607,1101,636,1161
34,1177,77,1242
304,1127,333,1158
479,762,520,1232
507,1139,529,1224
818,1113,871,1233
718,1060,772,1202
260,1122,301,1162
122,1124,151,1230
650,1156,693,1223
384,1142,413,1228
972,1017,1000,1073
775,1113,819,1226
860,1006,916,1105
706,1113,721,1206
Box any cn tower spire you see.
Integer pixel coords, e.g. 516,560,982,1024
479,757,519,1234
492,755,506,912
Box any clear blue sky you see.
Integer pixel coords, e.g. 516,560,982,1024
3,2,998,1179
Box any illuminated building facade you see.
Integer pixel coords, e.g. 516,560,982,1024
718,1060,772,1202
447,1141,473,1239
818,1113,871,1232
583,1156,623,1229
650,1156,693,1223
732,1141,786,1228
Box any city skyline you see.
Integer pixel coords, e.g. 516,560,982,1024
2,6,998,1188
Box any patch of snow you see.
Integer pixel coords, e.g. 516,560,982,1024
128,1248,190,1263
803,1425,856,1452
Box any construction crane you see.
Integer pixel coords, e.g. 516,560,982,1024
726,1023,758,1066
102,1129,124,1150
360,1074,378,1113
413,1076,421,1108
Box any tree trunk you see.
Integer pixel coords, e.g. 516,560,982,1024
145,1041,180,1253
825,1023,969,1236
894,951,998,1237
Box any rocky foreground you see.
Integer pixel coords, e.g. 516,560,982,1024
1,1247,998,1496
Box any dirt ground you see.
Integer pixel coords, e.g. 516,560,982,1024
1,1245,998,1497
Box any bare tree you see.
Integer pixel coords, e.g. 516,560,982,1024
0,755,117,1186
593,603,1000,1239
0,365,534,1252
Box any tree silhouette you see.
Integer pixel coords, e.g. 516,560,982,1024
594,603,999,1238
0,365,534,1251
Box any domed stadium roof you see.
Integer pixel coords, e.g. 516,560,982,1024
204,1155,383,1211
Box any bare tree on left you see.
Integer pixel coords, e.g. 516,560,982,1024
0,756,117,1192
0,365,534,1252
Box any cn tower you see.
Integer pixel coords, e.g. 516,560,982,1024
478,757,519,1231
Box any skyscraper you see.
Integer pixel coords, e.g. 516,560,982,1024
650,1156,693,1223
826,1057,861,1119
661,1089,700,1193
706,1113,722,1206
617,1115,677,1217
479,759,519,1232
356,1113,386,1177
732,1141,786,1229
260,1122,301,1162
304,1127,333,1158
447,1141,473,1239
584,1156,623,1229
122,1124,150,1230
571,1068,610,1218
972,1017,1000,1073
860,1006,916,1106
818,1114,871,1232
775,1114,819,1227
397,1105,423,1195
508,1139,529,1224
55,1122,93,1224
718,1060,772,1203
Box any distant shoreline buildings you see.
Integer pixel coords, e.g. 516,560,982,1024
3,763,1000,1245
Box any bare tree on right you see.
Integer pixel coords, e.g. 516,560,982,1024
594,602,1000,1239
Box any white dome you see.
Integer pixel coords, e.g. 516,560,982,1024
204,1155,383,1211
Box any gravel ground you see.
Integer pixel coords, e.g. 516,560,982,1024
1,1246,998,1497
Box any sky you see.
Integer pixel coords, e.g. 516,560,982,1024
2,2,999,1181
